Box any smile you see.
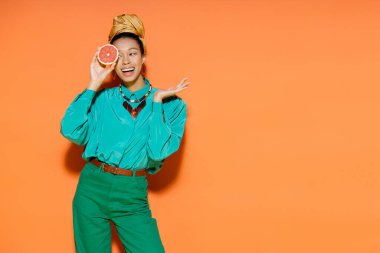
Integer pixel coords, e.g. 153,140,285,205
121,67,135,72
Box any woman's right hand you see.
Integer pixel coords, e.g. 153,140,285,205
87,47,117,91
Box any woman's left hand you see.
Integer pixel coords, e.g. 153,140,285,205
153,77,190,102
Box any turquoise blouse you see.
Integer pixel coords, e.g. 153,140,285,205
60,77,187,175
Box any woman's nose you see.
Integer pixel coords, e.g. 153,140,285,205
121,55,130,64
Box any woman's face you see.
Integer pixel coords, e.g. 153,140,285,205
112,37,145,84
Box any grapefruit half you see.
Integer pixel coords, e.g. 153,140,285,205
97,44,119,65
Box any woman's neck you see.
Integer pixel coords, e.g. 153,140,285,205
122,75,145,92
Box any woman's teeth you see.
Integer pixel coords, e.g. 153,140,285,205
121,68,134,72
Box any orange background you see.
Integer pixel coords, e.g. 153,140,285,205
1,0,380,252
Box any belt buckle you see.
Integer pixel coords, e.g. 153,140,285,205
103,164,118,174
99,162,117,174
110,167,118,174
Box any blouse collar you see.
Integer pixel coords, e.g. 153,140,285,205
120,77,151,100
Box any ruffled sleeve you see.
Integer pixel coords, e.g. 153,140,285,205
60,88,97,146
147,96,187,161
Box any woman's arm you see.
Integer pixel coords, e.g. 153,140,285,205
60,47,116,146
147,97,187,161
60,89,97,146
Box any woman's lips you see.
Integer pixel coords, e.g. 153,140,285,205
121,68,135,76
122,70,134,76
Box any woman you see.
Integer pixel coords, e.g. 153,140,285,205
60,13,189,253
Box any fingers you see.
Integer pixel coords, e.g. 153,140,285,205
176,85,188,93
91,47,102,73
171,77,190,94
92,47,100,65
179,77,190,85
177,77,190,89
90,47,100,77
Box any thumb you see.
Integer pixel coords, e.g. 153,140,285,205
106,62,116,74
111,61,117,70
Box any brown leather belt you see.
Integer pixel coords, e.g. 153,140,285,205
90,157,147,176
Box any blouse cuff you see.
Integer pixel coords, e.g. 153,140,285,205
82,89,97,99
72,88,96,103
152,101,163,113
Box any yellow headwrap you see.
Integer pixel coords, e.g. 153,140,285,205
108,14,146,54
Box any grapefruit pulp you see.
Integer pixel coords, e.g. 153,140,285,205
97,44,119,65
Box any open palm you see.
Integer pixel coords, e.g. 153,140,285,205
153,77,190,101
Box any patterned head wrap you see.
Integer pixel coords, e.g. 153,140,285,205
108,14,146,54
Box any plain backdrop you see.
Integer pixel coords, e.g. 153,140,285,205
1,0,380,252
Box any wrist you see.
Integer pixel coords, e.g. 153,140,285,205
87,87,98,92
87,81,100,91
153,94,162,102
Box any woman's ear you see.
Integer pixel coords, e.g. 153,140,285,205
142,55,146,64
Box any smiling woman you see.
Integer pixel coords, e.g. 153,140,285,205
59,13,190,253
112,34,146,83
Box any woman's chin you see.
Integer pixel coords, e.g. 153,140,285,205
121,76,136,83
119,74,142,84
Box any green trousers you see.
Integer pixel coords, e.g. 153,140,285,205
72,161,165,253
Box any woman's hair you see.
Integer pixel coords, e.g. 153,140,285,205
110,32,145,55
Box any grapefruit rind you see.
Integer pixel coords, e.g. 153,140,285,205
97,44,119,65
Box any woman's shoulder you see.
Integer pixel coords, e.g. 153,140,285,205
95,86,119,100
86,87,117,109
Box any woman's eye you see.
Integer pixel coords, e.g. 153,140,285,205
129,53,137,56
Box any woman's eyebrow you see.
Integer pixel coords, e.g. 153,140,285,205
118,47,139,52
